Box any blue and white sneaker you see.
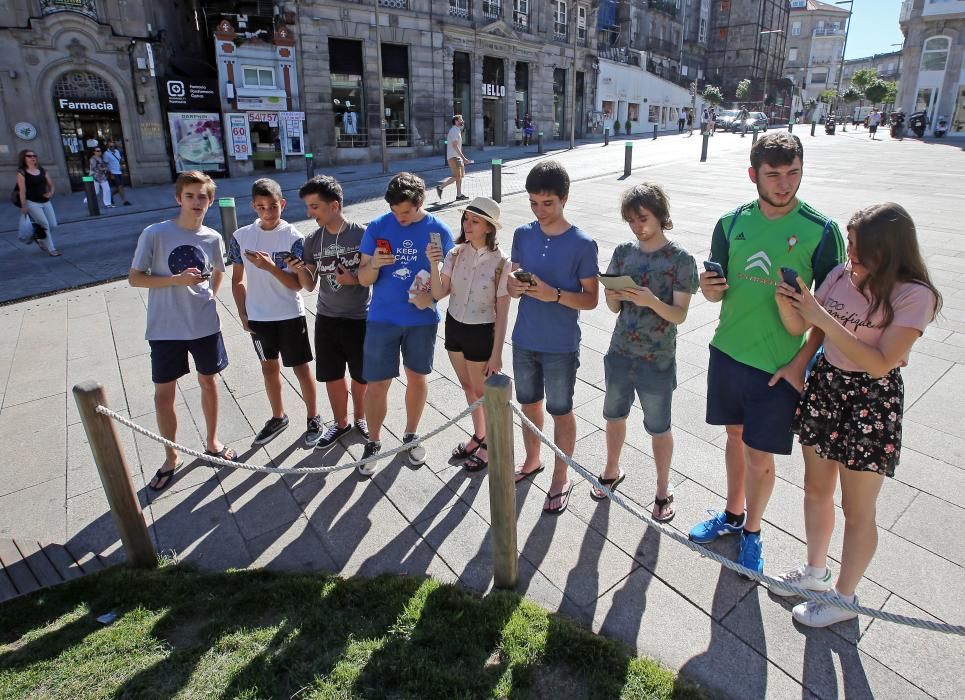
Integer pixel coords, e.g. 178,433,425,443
688,510,746,544
738,531,764,577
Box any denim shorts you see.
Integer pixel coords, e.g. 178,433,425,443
512,346,580,416
363,321,437,382
603,352,676,435
706,345,802,455
149,332,228,384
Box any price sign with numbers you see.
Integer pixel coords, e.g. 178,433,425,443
225,113,251,160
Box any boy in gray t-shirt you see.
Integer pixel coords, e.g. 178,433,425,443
128,171,236,491
293,176,371,448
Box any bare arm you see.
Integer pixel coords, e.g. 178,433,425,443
485,294,511,376
426,243,451,300
128,268,204,288
769,328,825,393
16,172,26,213
44,171,55,199
230,263,251,332
358,251,395,286
618,288,692,325
244,251,302,291
698,269,728,303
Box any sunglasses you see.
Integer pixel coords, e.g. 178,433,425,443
25,154,37,158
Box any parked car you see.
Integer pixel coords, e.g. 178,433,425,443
715,109,741,131
726,111,769,132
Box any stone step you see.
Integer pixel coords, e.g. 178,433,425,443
0,537,106,603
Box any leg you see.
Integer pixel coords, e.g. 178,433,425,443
402,366,429,434
450,351,486,441
652,431,674,499
260,358,285,419
292,362,317,418
603,419,626,480
802,445,839,570
724,424,747,515
350,379,367,420
363,379,392,442
455,170,464,197
99,181,112,206
550,412,576,491
743,444,776,532
153,380,180,468
835,466,885,596
197,372,223,453
520,401,544,470
26,201,57,253
325,377,351,427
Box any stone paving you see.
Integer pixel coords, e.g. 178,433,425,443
1,128,963,699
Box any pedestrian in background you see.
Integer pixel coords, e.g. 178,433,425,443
103,139,131,205
15,148,60,256
88,146,113,208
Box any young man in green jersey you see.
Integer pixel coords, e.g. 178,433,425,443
689,132,845,575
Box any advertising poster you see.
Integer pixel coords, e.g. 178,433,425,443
168,112,226,173
225,113,252,160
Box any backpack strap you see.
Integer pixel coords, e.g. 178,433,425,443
725,204,750,243
810,218,834,273
494,255,505,304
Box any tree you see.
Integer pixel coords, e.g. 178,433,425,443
883,81,898,107
702,85,723,107
735,79,751,101
864,78,889,108
849,68,878,94
819,88,838,105
841,87,861,106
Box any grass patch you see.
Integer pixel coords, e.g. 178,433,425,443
0,564,703,699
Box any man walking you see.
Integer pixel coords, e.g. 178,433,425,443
436,115,473,202
689,133,844,574
103,139,130,205
868,109,881,140
678,107,687,133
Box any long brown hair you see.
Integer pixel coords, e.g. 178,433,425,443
849,202,941,327
17,149,40,170
455,210,498,250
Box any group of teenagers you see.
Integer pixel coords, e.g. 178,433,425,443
129,131,940,631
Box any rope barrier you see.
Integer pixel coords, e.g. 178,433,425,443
95,398,483,475
509,403,965,636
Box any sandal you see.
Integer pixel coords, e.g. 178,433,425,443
149,460,183,491
590,470,626,501
543,483,574,515
48,249,62,257
204,446,238,463
513,462,544,483
464,444,488,472
452,434,484,460
652,493,675,523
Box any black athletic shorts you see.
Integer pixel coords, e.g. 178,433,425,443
444,312,495,363
248,316,313,367
315,314,367,383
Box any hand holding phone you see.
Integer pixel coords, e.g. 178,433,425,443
429,232,442,251
780,267,802,293
376,239,392,256
512,269,536,286
703,260,725,278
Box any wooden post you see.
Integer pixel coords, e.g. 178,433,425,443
483,374,518,589
73,381,156,568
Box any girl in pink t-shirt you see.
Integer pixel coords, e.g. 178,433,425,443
770,202,941,628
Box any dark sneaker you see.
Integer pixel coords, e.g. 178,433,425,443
403,433,426,466
435,185,443,200
316,421,352,448
455,194,469,201
359,440,381,476
254,415,289,445
354,419,370,440
304,415,325,447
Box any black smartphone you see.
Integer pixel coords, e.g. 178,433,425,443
703,260,725,277
512,269,535,285
282,252,299,264
244,249,257,256
199,273,211,280
780,267,802,293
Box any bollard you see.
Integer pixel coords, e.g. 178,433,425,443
752,127,759,144
537,131,544,154
604,127,609,146
305,152,314,180
82,176,101,216
788,120,794,133
811,121,817,137
742,123,747,138
700,132,709,162
73,382,156,568
483,374,518,589
843,120,848,132
443,139,448,166
491,159,502,203
653,124,658,140
624,141,632,177
218,197,239,257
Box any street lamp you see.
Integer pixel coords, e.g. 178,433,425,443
834,0,854,100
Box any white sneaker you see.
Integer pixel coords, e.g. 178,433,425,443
358,440,381,477
403,433,426,466
769,565,833,598
792,593,859,628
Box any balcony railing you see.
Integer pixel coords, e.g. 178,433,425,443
482,0,502,19
449,1,470,18
513,11,529,31
40,0,97,19
554,22,567,41
647,0,678,17
813,27,843,37
577,26,587,46
379,0,407,8
646,37,679,57
599,46,641,66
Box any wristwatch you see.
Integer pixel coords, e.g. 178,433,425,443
555,288,562,303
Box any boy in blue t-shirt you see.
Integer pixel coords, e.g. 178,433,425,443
595,183,698,523
507,161,599,515
357,172,454,475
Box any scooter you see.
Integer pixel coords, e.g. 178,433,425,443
825,114,836,135
890,112,905,139
908,111,927,138
934,116,949,138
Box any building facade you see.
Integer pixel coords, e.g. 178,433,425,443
898,0,965,137
783,0,849,114
297,0,599,166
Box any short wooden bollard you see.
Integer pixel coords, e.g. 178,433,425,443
483,374,518,589
700,132,710,162
491,159,502,203
623,141,632,177
73,381,156,568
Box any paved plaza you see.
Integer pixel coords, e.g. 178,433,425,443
1,128,963,698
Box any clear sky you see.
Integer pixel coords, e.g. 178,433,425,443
841,0,905,59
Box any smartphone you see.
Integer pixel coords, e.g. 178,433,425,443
512,269,535,286
199,273,211,280
244,249,257,257
703,260,725,278
282,252,299,264
429,231,442,250
780,266,802,293
376,238,392,256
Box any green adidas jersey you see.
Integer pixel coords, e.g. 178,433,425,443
709,200,845,374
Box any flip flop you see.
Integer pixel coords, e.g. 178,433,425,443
48,250,62,257
543,483,574,515
513,462,544,484
149,460,183,491
590,470,626,501
464,444,488,473
652,493,676,523
204,446,238,463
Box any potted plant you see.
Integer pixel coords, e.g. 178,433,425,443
613,120,621,134
624,119,632,134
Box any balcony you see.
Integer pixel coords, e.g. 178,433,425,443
813,27,843,37
600,47,643,66
449,0,470,18
513,10,529,31
40,0,97,19
646,37,679,57
379,0,408,7
482,0,501,19
647,0,678,18
899,0,912,22
554,22,568,41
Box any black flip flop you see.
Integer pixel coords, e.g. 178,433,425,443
543,483,574,515
513,463,544,483
652,493,676,523
149,461,182,491
204,446,238,463
590,471,626,501
452,434,485,461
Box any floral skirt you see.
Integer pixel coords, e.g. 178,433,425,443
791,355,903,477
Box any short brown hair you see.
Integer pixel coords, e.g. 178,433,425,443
175,170,216,199
251,177,283,201
749,132,803,172
620,183,673,230
384,172,425,207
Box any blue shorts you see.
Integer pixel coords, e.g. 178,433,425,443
706,345,801,455
363,321,437,381
149,332,228,384
512,346,580,416
603,352,676,435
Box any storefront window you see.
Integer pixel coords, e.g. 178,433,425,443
453,51,472,147
628,103,639,121
382,44,410,147
329,39,366,148
515,62,529,129
482,56,505,146
553,68,566,138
